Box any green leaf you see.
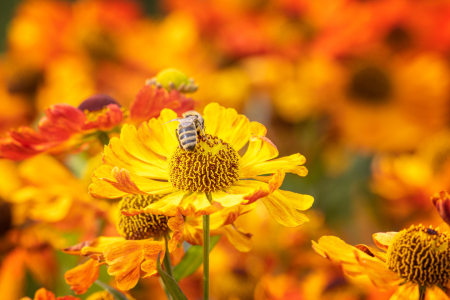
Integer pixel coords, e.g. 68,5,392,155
157,251,188,300
95,280,129,300
173,235,220,282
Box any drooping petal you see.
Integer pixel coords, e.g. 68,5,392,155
312,236,403,290
137,109,179,157
104,240,164,290
203,103,251,151
62,236,123,258
90,165,129,199
141,242,166,278
228,169,285,205
373,232,398,251
167,214,184,252
210,204,255,230
261,190,313,227
221,224,253,252
64,259,99,295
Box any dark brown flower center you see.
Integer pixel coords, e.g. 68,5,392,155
348,66,392,104
386,225,450,286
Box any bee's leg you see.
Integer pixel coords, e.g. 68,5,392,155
175,129,182,148
201,126,212,143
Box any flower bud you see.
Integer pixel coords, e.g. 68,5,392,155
431,191,450,225
78,94,120,112
146,68,198,93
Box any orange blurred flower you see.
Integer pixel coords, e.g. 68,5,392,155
20,288,81,300
0,82,195,160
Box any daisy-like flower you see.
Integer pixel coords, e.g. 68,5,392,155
90,103,313,227
63,198,253,291
312,223,450,299
0,81,195,160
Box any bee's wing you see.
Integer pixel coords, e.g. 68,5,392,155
163,118,183,125
178,116,197,127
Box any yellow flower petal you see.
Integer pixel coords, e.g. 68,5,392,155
241,122,278,168
209,204,255,230
389,282,418,300
93,166,176,198
210,190,247,207
80,237,124,257
183,216,203,246
241,153,308,178
373,232,398,251
203,103,251,151
105,136,167,180
230,169,285,205
262,190,312,227
137,109,179,158
424,286,450,300
123,191,217,217
104,240,164,290
120,124,167,171
220,224,252,252
64,259,99,295
90,165,129,199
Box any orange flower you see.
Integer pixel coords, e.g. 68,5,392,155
0,80,195,160
62,212,183,291
20,288,81,300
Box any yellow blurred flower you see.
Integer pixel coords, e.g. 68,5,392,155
90,103,313,227
372,131,450,216
326,54,450,152
313,224,450,299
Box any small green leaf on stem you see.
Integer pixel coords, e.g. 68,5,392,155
157,251,188,300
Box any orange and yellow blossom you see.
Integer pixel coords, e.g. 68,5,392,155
313,224,450,299
63,203,253,292
90,103,313,227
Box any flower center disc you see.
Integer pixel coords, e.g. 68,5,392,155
386,225,450,285
168,134,240,193
117,194,170,240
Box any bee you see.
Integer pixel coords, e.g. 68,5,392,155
165,110,207,152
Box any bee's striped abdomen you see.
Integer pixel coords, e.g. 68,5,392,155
178,124,197,151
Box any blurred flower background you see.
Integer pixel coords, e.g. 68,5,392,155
1,0,450,299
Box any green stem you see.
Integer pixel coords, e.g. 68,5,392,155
203,214,210,300
163,235,174,279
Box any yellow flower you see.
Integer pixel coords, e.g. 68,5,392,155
313,224,450,299
90,103,313,227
